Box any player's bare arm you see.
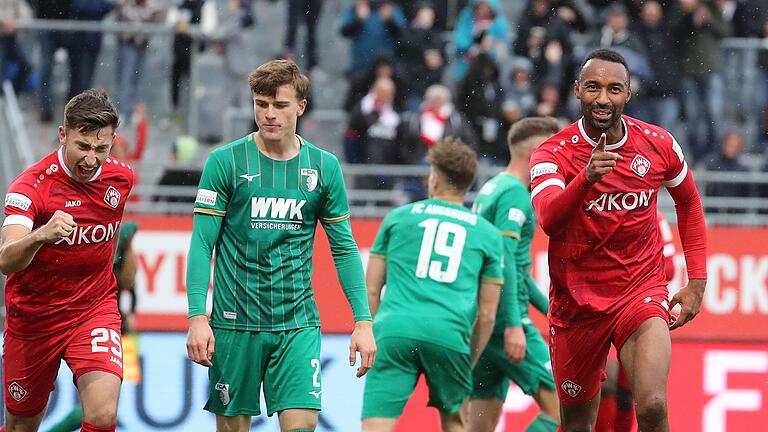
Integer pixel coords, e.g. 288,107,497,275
186,315,215,367
586,133,623,183
669,279,706,330
0,210,75,274
365,254,386,317
471,283,501,367
349,320,376,377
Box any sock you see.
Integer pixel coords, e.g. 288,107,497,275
80,422,116,432
595,396,617,432
525,412,559,432
45,404,84,432
614,404,636,432
1,425,5,432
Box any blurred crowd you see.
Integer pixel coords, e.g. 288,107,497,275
1,0,768,208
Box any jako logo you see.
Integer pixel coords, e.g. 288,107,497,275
64,200,81,208
251,197,306,220
586,189,654,212
55,221,120,246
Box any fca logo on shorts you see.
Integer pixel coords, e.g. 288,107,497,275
561,380,582,398
215,383,230,406
8,381,27,401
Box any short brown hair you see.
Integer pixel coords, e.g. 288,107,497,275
507,117,560,147
248,59,310,101
64,88,119,133
428,137,478,193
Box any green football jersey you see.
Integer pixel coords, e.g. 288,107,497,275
193,134,351,331
473,173,537,332
370,199,504,353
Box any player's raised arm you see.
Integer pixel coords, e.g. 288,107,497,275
586,133,623,183
0,210,76,274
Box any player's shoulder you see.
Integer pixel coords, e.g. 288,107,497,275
475,216,503,240
209,134,252,159
300,136,342,170
624,115,675,147
9,151,59,192
100,155,135,179
531,121,577,159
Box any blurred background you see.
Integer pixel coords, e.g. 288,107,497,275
0,0,766,430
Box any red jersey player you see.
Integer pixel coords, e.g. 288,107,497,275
529,49,707,431
0,89,132,432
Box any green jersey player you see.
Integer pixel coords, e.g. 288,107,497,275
362,138,503,432
185,60,375,432
469,117,562,432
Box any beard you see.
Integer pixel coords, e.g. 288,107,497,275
585,103,622,130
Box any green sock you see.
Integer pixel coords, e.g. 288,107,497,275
525,412,559,432
44,404,83,432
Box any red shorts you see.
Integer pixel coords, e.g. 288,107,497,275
3,302,123,416
549,292,670,404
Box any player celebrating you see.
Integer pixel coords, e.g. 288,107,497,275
0,89,132,432
362,137,503,432
469,117,562,432
185,59,375,432
529,48,707,431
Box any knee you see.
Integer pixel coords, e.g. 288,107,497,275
636,392,667,423
82,408,117,428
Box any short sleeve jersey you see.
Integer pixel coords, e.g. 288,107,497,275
370,199,504,353
2,148,134,338
193,134,350,331
529,115,689,326
473,173,536,329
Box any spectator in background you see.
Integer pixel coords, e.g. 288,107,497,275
500,57,537,125
166,0,217,120
396,1,445,112
634,0,683,132
398,84,477,165
69,0,115,96
677,0,731,161
344,55,406,113
513,0,575,97
346,77,401,175
458,52,505,163
0,0,33,94
534,81,569,124
283,0,323,72
453,0,510,82
703,130,753,214
115,0,165,118
36,0,71,123
340,0,406,78
210,0,255,111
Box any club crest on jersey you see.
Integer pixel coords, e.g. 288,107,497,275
301,169,318,192
561,380,582,398
104,186,121,209
630,154,651,177
8,382,27,401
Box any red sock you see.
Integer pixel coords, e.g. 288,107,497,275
81,422,116,432
1,425,5,432
595,396,617,432
614,404,636,432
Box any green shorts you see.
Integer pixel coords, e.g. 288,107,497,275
472,320,555,400
362,337,471,419
204,326,322,417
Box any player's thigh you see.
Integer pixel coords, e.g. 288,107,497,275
549,321,612,405
77,370,121,425
362,337,421,419
278,408,318,431
468,397,504,432
64,304,124,385
420,341,473,415
3,331,68,418
263,327,322,416
215,414,251,432
470,333,510,401
206,328,267,417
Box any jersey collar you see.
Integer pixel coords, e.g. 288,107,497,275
57,146,103,182
577,117,628,151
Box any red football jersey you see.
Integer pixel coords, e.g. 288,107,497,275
2,147,134,338
530,115,688,326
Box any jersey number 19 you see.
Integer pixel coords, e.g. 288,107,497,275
416,218,466,283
